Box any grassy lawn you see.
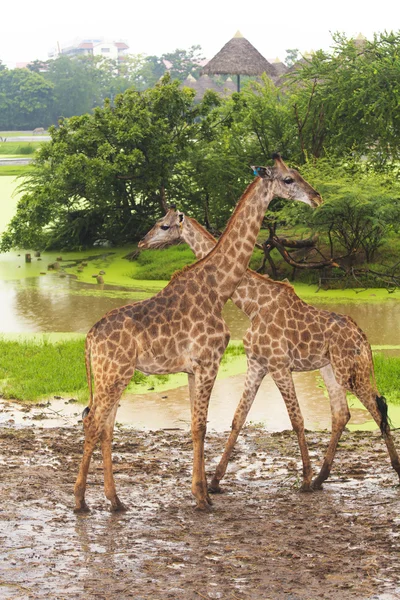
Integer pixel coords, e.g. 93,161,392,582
0,337,245,402
0,141,41,155
0,165,32,177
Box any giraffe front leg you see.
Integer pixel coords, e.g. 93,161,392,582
74,368,134,512
312,364,350,490
272,370,313,491
209,359,267,493
190,367,218,510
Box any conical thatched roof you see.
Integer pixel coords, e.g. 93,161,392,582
271,57,288,77
182,74,227,101
181,74,238,101
201,31,276,78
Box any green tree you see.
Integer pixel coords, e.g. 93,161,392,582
0,67,54,129
162,45,205,81
45,55,107,119
301,159,400,263
284,49,299,67
0,75,221,251
288,31,400,165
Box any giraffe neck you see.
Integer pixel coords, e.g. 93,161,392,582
192,178,273,306
181,218,216,258
182,215,265,318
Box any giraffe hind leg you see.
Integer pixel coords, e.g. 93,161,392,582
74,358,136,512
311,364,350,490
272,370,313,491
100,403,128,512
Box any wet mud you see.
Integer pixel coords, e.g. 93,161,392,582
1,424,400,599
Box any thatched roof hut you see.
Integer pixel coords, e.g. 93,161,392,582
201,31,276,91
182,74,237,101
271,58,288,79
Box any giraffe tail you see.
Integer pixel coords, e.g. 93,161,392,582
82,331,93,419
376,395,390,435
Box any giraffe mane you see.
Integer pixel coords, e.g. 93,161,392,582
187,217,217,242
248,270,296,293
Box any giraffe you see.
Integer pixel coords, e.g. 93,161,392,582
139,209,400,492
73,154,321,512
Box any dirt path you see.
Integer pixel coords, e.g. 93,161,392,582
1,424,400,600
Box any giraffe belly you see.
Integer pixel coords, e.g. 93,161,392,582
136,354,192,376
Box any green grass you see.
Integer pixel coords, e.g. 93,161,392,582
0,336,173,402
0,337,247,402
0,131,40,138
133,245,196,280
0,142,41,155
131,244,264,281
373,353,400,404
0,165,32,177
0,337,88,402
1,336,399,408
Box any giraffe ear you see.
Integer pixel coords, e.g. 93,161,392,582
251,165,273,179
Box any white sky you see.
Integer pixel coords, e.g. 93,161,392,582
2,0,400,67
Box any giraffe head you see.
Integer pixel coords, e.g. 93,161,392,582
138,207,184,249
252,153,322,208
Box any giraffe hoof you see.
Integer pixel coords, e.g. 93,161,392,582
300,482,314,493
311,479,324,491
110,498,128,512
208,482,223,494
195,500,213,512
74,502,90,513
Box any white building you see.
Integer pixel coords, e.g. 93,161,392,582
48,39,129,62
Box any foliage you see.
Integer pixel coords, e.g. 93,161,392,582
301,159,400,263
0,76,222,251
0,67,54,129
162,45,205,81
287,31,400,164
284,49,300,67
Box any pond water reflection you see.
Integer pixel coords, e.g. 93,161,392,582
1,273,400,348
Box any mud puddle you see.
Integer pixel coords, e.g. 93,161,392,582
1,425,400,599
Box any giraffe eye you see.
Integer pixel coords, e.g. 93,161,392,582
160,225,170,231
283,177,294,184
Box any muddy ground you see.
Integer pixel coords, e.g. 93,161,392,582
1,418,400,600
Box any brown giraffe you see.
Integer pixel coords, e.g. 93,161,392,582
139,209,400,492
73,154,321,512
